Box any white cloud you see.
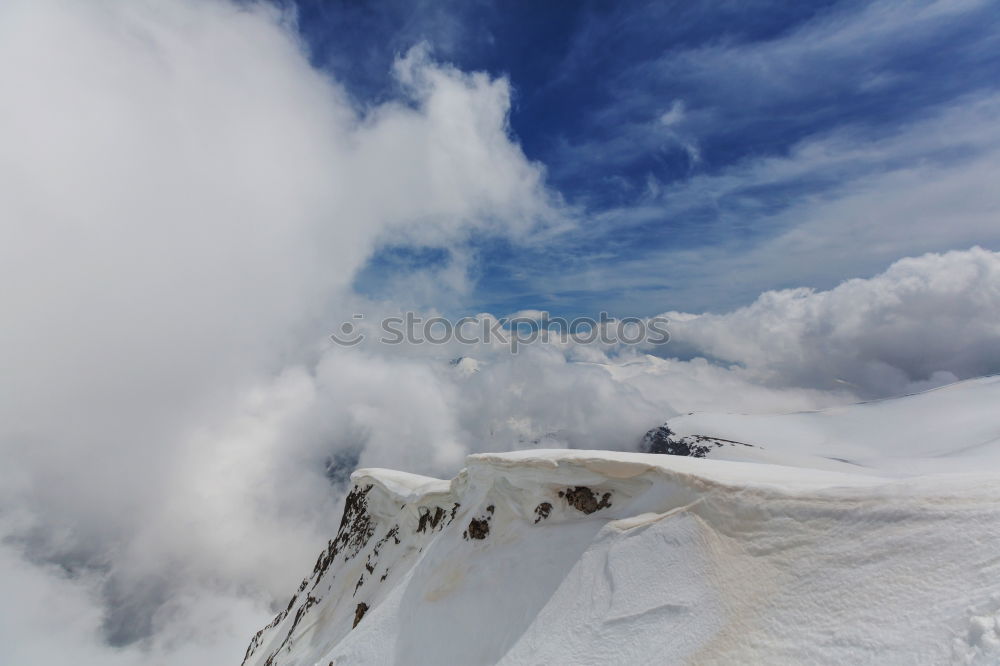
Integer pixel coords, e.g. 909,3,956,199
659,100,685,127
0,538,269,665
506,309,549,320
0,0,558,660
663,247,1000,397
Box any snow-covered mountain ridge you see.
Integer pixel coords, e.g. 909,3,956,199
244,376,1000,665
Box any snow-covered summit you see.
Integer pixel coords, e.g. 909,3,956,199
244,377,1000,665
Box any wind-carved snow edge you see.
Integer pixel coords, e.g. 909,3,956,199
241,443,899,666
239,451,691,666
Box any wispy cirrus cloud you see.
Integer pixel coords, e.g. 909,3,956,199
478,89,1000,314
546,0,999,198
339,0,1000,316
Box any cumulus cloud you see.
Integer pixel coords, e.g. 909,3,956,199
663,247,1000,397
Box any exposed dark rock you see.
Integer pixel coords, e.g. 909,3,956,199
266,595,319,664
338,485,377,560
364,525,400,580
380,526,400,548
248,484,377,665
244,602,292,664
534,502,552,523
417,506,446,533
353,602,369,629
310,484,376,589
467,517,490,540
559,487,612,514
641,425,754,458
470,520,489,539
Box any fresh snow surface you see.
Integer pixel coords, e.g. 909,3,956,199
665,375,1000,476
243,376,1000,665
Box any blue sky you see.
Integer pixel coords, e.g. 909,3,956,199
293,0,1000,317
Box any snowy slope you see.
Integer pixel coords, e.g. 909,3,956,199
660,374,1000,476
243,377,1000,665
